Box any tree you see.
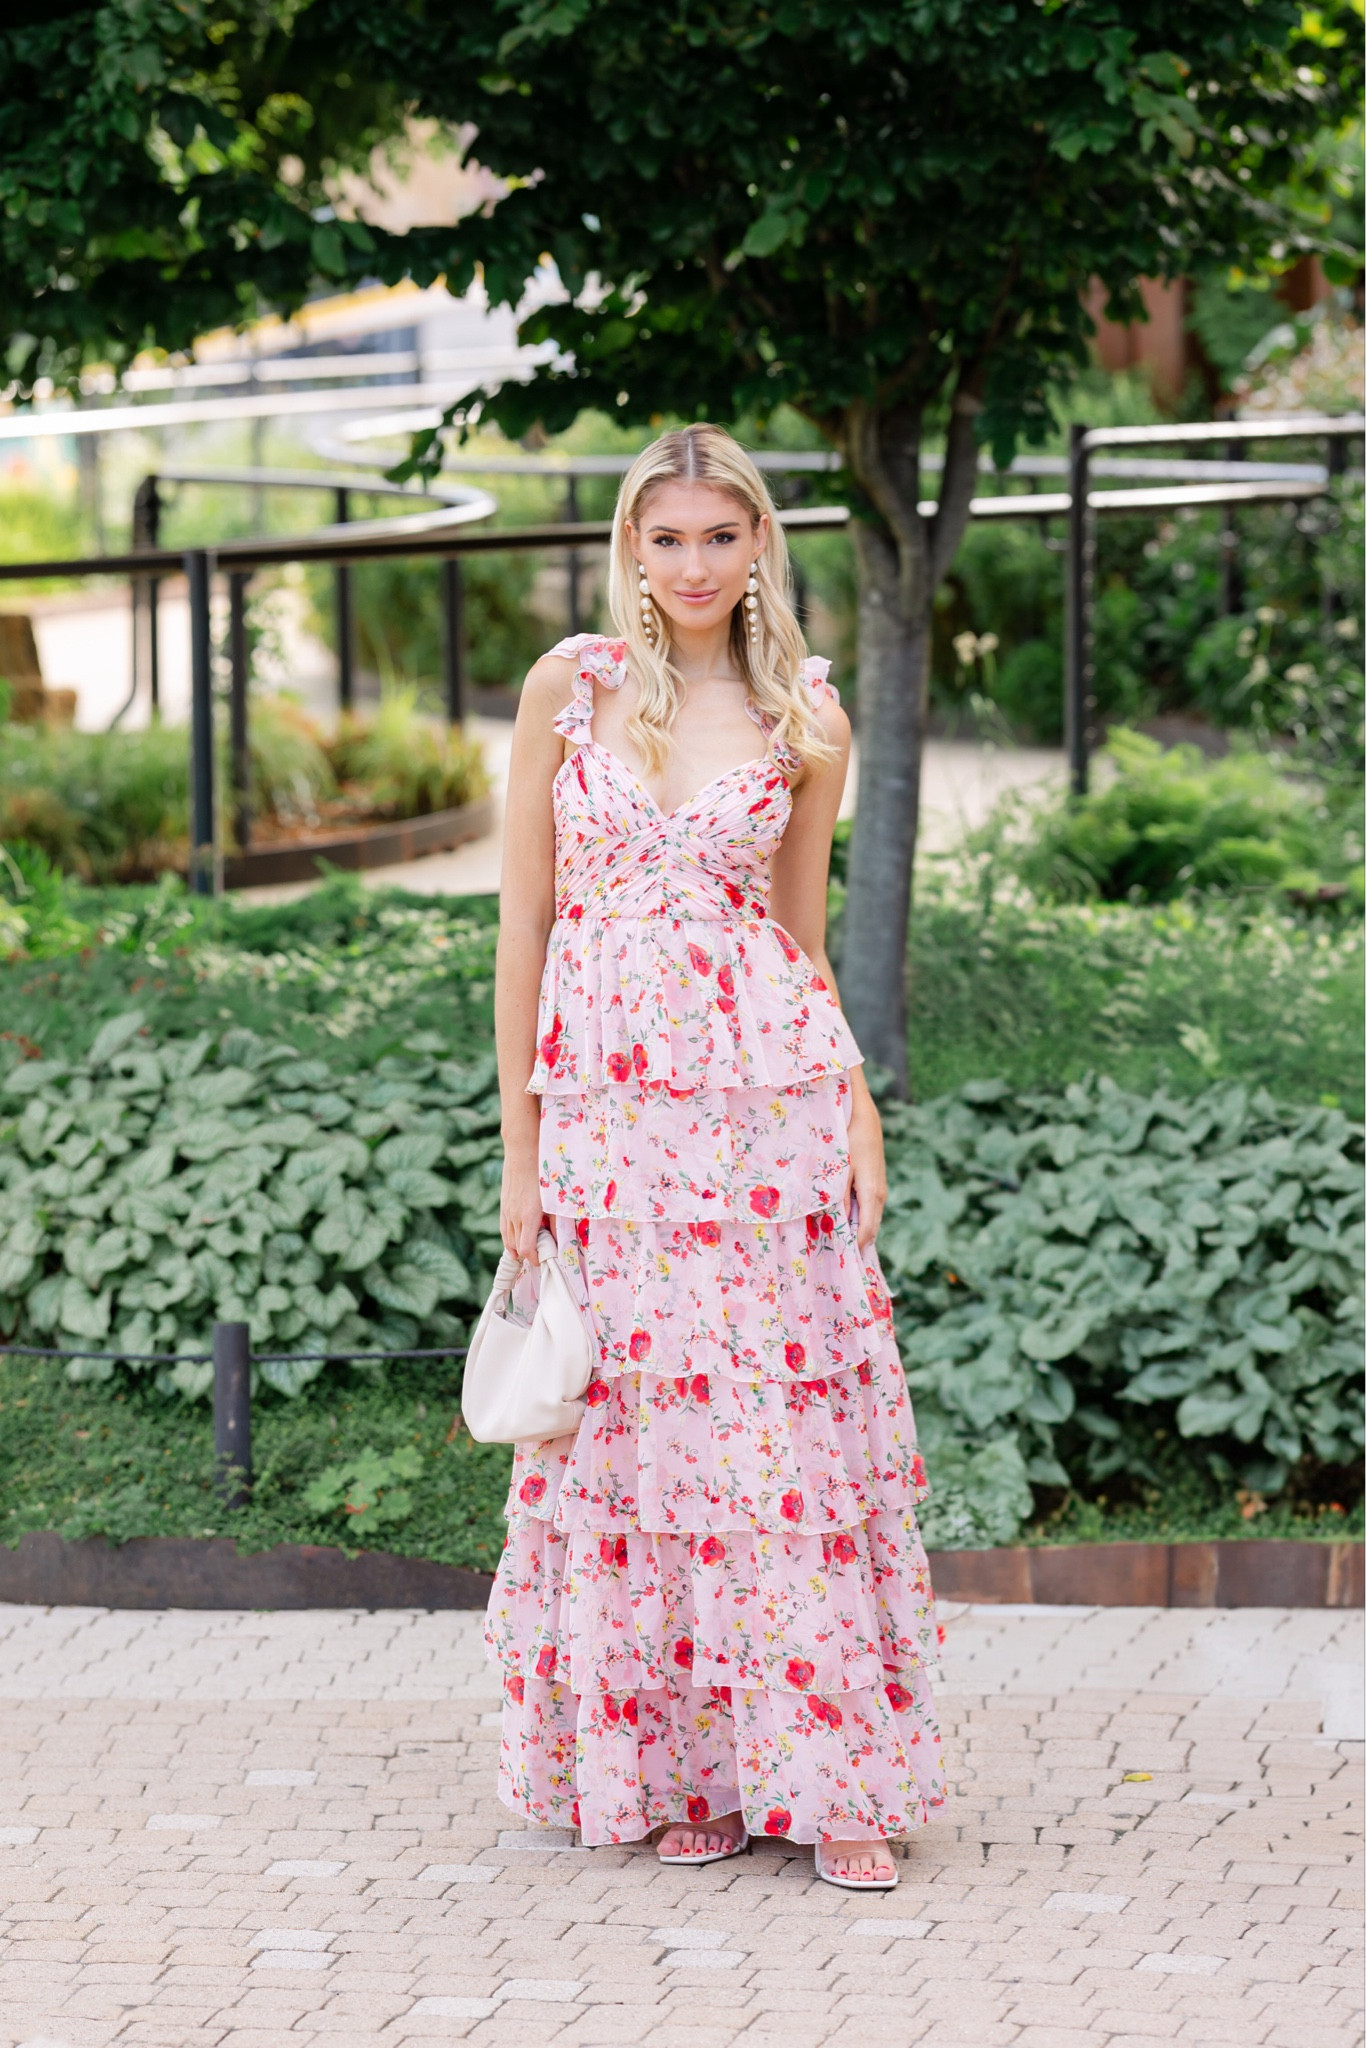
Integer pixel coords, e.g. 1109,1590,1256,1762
4,1,1359,1088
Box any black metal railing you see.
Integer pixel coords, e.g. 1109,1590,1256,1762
1,414,1360,882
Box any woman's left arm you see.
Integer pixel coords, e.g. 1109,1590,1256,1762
767,700,886,1252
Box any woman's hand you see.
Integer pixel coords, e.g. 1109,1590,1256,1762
846,1091,887,1252
500,1157,555,1264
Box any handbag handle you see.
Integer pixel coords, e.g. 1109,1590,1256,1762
488,1226,562,1313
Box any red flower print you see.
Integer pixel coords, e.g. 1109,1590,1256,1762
885,1682,912,1712
820,1213,834,1235
605,639,627,662
824,1702,843,1730
540,1033,562,1069
785,1658,815,1687
911,1454,928,1490
632,1041,649,1076
604,1179,617,1209
805,1214,821,1246
693,1220,721,1247
571,1800,581,1826
603,1695,622,1724
803,1377,829,1399
615,1534,630,1568
576,1216,590,1247
535,1645,556,1678
585,1379,610,1406
807,1693,828,1724
673,1638,694,1670
717,961,735,996
607,1051,632,1082
673,1375,690,1399
519,1474,546,1506
687,943,712,976
763,1807,792,1836
831,1532,858,1565
506,1674,525,1704
784,1340,806,1372
699,1536,726,1566
599,1536,616,1566
567,902,584,920
779,1490,804,1523
629,1329,652,1362
810,972,828,991
691,1373,709,1401
622,1695,639,1726
724,881,746,908
687,1795,710,1823
774,928,801,964
749,1185,780,1219
856,1360,873,1387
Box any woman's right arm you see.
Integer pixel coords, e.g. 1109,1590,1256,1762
495,655,575,1264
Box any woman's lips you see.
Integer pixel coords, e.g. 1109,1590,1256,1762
675,588,721,603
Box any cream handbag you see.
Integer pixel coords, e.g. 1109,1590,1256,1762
460,1227,594,1444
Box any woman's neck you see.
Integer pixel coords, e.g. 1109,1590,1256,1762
666,618,742,684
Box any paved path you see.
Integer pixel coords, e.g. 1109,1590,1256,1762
1,1601,1359,2048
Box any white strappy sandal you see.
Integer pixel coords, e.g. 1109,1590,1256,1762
657,1824,751,1867
814,1841,900,1892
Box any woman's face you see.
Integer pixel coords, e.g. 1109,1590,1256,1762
626,482,767,638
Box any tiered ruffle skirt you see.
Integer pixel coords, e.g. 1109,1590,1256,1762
486,921,945,1847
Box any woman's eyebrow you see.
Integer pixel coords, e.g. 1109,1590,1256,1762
645,520,743,535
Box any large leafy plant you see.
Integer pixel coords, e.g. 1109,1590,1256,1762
0,1014,504,1397
880,1076,1364,1509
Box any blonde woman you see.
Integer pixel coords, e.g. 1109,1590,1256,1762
487,424,943,1888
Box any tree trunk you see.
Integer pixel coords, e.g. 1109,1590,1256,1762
837,395,981,1096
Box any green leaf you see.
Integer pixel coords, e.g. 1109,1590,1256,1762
87,1013,145,1068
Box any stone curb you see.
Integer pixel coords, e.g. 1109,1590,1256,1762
0,1530,1359,1610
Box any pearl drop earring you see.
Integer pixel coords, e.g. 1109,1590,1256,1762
744,562,759,646
638,561,655,642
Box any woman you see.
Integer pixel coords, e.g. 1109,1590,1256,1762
487,424,943,1889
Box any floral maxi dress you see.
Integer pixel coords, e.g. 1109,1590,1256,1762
485,634,945,1848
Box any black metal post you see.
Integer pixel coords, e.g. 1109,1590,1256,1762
442,556,466,724
131,476,162,715
1217,441,1246,618
212,1321,252,1508
1322,433,1347,631
1064,422,1094,798
335,487,354,712
228,571,251,852
186,549,216,895
565,474,581,638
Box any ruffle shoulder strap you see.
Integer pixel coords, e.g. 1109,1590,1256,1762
546,634,630,742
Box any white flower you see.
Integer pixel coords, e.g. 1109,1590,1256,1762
1255,605,1282,626
1236,628,1256,656
1334,617,1359,640
952,631,979,666
1246,655,1270,684
1285,663,1317,685
977,632,999,656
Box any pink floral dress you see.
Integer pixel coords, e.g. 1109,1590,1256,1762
485,633,945,1849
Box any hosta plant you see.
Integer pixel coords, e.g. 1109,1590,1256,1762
0,1012,505,1398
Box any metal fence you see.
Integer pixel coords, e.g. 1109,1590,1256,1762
0,413,1361,880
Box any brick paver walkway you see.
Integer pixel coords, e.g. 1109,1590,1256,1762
1,1601,1360,2048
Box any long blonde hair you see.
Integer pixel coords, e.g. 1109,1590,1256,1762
606,424,836,777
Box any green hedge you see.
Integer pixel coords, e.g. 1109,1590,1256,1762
3,1016,1360,1548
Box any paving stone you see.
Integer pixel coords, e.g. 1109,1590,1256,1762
1,1602,1361,2048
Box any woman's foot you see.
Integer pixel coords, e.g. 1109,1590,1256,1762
818,1838,898,1884
657,1810,747,1861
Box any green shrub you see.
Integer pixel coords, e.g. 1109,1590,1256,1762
329,687,489,816
0,1015,504,1396
0,721,189,882
983,727,1363,907
879,1075,1364,1530
3,1013,1359,1554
